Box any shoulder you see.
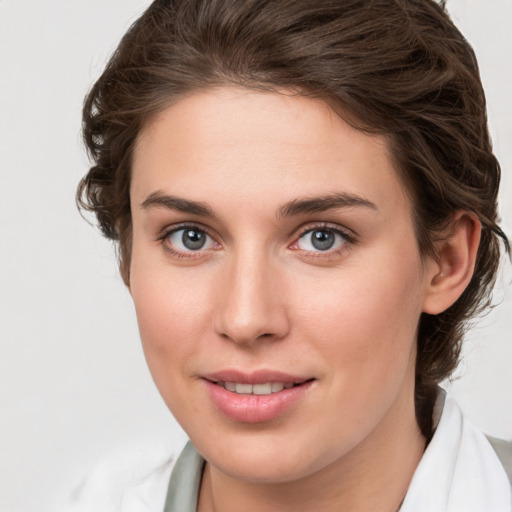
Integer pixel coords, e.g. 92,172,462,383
401,391,511,510
434,389,511,483
61,441,183,512
486,435,512,486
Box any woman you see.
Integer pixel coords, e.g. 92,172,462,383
71,0,511,510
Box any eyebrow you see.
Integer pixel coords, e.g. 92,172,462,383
141,191,217,218
140,191,377,219
277,193,377,218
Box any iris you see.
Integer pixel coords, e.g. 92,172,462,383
310,230,335,250
182,229,206,250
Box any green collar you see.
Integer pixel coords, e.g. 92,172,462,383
163,441,205,512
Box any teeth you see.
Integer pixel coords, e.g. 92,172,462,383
235,383,252,394
224,382,236,392
220,382,295,395
253,383,272,395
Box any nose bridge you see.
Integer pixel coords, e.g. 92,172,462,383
214,245,288,344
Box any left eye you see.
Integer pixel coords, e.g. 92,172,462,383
296,229,347,252
166,228,216,252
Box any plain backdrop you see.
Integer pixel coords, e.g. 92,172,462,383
0,1,511,511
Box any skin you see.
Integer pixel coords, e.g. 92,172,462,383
128,87,479,512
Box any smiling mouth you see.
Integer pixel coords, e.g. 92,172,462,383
215,381,303,395
204,376,315,422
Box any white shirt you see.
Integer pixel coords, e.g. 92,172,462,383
63,393,511,512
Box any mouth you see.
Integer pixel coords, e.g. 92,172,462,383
202,371,315,423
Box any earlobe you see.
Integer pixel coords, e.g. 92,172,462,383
422,212,481,315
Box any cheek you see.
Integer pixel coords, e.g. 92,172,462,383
285,261,425,450
133,277,207,345
293,255,425,385
129,261,213,400
132,281,214,430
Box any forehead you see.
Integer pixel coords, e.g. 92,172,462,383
131,87,411,220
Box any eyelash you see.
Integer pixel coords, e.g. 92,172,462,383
156,222,357,259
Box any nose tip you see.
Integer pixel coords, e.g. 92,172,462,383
213,258,289,346
218,318,281,346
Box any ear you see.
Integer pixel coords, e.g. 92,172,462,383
422,212,481,315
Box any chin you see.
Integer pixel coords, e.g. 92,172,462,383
192,426,346,484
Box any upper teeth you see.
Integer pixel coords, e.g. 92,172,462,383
220,382,295,395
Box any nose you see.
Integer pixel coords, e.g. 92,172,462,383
212,252,290,346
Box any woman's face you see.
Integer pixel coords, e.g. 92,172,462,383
129,87,432,482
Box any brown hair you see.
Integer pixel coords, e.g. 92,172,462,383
78,0,509,437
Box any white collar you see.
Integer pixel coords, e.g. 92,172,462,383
400,390,511,511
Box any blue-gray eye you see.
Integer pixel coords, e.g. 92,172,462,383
167,228,215,251
297,229,346,252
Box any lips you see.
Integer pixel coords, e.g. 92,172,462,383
202,370,314,423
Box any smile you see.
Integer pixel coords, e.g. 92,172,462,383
217,382,296,395
203,372,315,423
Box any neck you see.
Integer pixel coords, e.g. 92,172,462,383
197,383,425,512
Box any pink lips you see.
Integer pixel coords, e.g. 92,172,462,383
202,370,314,423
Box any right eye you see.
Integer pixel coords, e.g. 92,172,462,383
164,227,218,253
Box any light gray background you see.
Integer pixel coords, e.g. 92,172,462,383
0,1,510,511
